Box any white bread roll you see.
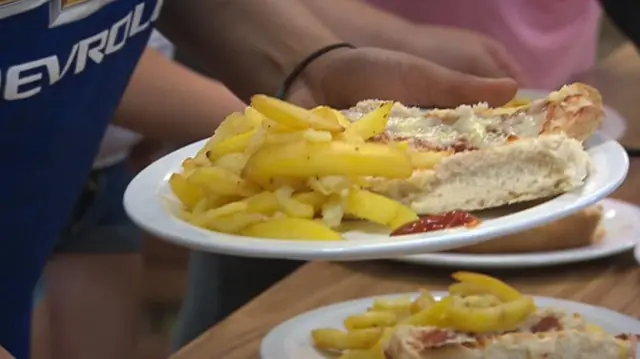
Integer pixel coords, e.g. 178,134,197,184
345,83,604,215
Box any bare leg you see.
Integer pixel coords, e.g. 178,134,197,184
30,299,52,359
44,253,142,359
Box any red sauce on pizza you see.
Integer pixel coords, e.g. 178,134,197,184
390,211,480,236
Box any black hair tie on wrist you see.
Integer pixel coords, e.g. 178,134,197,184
275,43,356,100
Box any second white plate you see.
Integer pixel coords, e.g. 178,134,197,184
397,198,639,269
261,292,640,359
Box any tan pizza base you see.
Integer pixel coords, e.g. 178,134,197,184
449,204,604,254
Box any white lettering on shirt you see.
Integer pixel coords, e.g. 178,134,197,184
1,0,160,101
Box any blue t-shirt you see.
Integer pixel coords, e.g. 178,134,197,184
0,0,160,356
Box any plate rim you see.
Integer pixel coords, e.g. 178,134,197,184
123,132,629,261
260,291,640,359
395,197,639,269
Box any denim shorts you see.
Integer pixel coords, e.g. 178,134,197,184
33,160,141,303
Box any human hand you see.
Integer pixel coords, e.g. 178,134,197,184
290,47,518,109
402,26,526,84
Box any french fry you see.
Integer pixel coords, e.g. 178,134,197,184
344,311,397,331
243,140,413,182
264,131,305,146
239,218,343,240
371,296,413,317
321,194,345,228
204,212,265,233
168,173,205,210
303,128,333,143
187,167,259,197
445,295,536,333
409,150,452,169
275,186,314,219
307,175,352,195
242,191,280,215
345,188,418,230
211,112,257,143
311,106,352,129
410,290,436,314
213,153,248,175
189,201,248,227
311,328,383,351
292,191,326,214
251,95,343,132
206,129,256,160
451,271,522,302
344,102,393,140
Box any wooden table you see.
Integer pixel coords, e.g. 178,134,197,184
171,44,640,359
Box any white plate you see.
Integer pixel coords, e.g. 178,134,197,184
123,132,628,261
397,198,639,269
261,292,640,359
517,89,627,140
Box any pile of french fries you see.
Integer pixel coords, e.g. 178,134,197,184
503,97,531,108
311,272,537,359
169,95,448,240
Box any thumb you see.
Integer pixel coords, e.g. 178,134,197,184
417,61,518,108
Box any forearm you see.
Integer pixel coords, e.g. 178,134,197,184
158,0,342,101
301,0,417,50
113,48,245,143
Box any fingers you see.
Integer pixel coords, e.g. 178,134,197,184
414,60,518,108
484,41,528,85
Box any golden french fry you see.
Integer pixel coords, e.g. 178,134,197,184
243,140,413,182
189,201,248,227
445,295,536,333
371,297,413,317
213,153,248,175
239,218,343,241
275,186,314,219
307,175,352,195
311,328,383,351
211,112,257,143
345,188,418,230
203,212,265,233
366,328,396,359
451,272,522,302
410,290,436,314
169,173,206,210
321,194,345,228
311,106,352,129
409,150,452,169
244,106,266,126
292,191,326,214
242,191,280,215
206,129,256,160
338,350,376,359
264,131,305,145
303,129,333,143
344,102,393,140
251,95,344,132
401,297,450,327
344,311,397,331
187,167,259,197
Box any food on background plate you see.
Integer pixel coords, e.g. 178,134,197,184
450,204,604,253
169,83,603,241
310,272,637,359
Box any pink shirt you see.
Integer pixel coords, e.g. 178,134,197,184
366,0,602,89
